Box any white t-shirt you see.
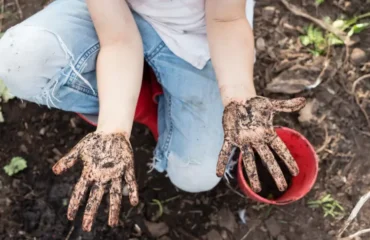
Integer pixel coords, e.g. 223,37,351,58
127,0,255,70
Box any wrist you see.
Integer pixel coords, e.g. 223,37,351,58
96,114,133,137
219,84,257,106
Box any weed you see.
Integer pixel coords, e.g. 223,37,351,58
308,194,344,218
3,157,27,176
300,12,370,55
315,0,325,6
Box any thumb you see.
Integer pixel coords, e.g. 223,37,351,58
52,143,82,175
270,97,306,112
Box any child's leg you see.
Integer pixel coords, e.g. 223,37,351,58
148,48,225,193
148,1,256,193
0,0,100,113
0,0,163,116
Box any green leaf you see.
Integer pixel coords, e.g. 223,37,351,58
300,36,311,46
0,78,14,103
328,34,344,46
315,0,325,6
348,23,370,36
3,157,27,176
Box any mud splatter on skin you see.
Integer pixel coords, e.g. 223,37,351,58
52,132,138,232
216,96,306,192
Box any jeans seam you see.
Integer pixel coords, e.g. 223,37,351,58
146,42,166,62
146,59,173,156
65,42,100,96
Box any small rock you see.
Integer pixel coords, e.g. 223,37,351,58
20,144,28,153
265,217,281,237
218,208,237,233
277,235,287,240
262,6,275,21
331,175,346,188
220,229,228,239
144,220,169,238
206,229,223,240
39,128,46,135
256,37,266,51
350,48,367,66
328,230,336,236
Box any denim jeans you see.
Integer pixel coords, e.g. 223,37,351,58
0,0,254,193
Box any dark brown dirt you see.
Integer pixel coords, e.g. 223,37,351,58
1,0,370,240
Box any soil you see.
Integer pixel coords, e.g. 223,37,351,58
1,0,370,240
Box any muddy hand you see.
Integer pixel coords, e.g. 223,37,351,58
216,96,306,192
52,132,138,232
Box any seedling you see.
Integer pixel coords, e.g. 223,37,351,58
300,12,370,55
3,157,27,176
315,0,325,6
308,194,344,218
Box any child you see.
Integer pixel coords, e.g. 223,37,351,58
0,0,305,231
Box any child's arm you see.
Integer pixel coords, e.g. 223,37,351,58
206,0,305,192
52,0,143,232
88,0,143,134
205,0,256,106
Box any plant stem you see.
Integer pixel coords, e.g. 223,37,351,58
358,12,370,20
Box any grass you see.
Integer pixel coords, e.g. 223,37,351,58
308,194,344,218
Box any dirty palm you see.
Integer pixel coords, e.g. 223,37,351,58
0,0,306,231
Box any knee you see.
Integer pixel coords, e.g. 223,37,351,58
166,152,221,193
0,25,68,99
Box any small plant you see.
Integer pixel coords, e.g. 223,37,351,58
300,12,370,56
308,194,344,218
300,25,344,56
315,0,325,6
3,157,27,176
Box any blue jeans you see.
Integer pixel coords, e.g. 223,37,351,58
0,0,227,193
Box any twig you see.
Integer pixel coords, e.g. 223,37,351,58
355,95,370,132
65,226,74,240
337,191,370,238
280,0,347,41
316,124,331,154
13,0,22,19
339,228,370,240
224,180,248,199
307,46,331,89
351,74,370,94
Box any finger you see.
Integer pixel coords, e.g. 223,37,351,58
82,183,105,232
125,165,139,206
108,178,123,227
270,97,306,113
255,144,288,192
52,144,82,175
270,137,299,176
216,139,233,177
241,145,261,192
67,178,89,221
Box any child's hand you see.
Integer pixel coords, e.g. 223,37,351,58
52,132,138,232
216,96,306,192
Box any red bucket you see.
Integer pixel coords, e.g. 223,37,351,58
237,127,319,205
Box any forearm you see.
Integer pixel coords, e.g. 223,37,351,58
86,0,144,135
96,41,143,134
207,18,256,106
